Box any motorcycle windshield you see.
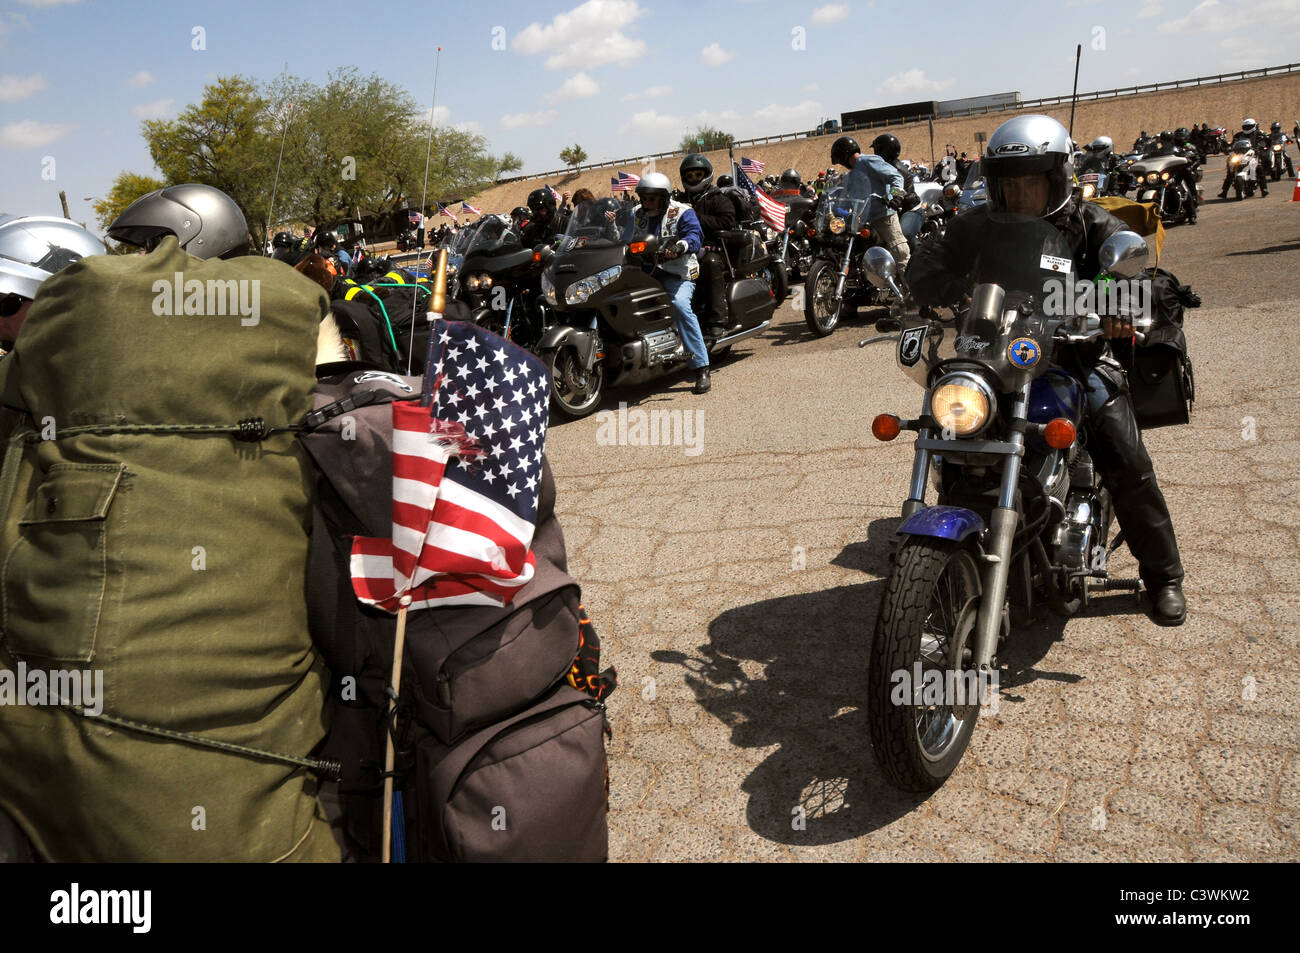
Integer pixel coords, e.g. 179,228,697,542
462,213,523,257
818,189,872,234
559,198,641,251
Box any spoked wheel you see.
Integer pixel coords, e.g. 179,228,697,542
803,259,842,337
869,538,985,792
544,344,605,420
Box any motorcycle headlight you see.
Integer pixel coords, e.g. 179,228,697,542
1081,183,1096,199
564,264,621,305
828,216,846,234
465,275,480,290
930,373,994,437
1274,144,1282,151
541,271,556,305
1160,172,1170,181
1230,155,1241,165
1146,173,1159,183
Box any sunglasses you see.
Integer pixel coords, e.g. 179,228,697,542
0,294,30,317
682,170,709,183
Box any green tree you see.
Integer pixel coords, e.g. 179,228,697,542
559,144,588,169
679,126,734,154
92,172,166,242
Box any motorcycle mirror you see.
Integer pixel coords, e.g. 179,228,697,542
1098,231,1148,279
863,246,897,289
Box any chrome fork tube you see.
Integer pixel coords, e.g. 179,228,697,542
834,236,856,300
902,390,932,520
971,382,1030,673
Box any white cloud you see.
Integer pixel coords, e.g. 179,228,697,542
877,69,955,96
453,120,483,135
1159,0,1300,34
0,118,75,149
811,4,849,24
622,83,671,101
620,108,686,137
127,69,155,88
548,72,600,103
500,109,559,129
701,43,735,66
0,73,46,102
514,0,647,70
802,82,820,94
422,105,452,124
753,100,826,130
132,98,175,119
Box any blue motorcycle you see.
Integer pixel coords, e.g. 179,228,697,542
862,221,1150,791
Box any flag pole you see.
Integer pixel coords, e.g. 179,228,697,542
409,45,443,374
1068,43,1082,140
381,594,412,863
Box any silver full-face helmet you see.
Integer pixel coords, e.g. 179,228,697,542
0,215,106,300
982,114,1075,220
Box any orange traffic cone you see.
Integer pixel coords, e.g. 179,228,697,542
1291,175,1300,202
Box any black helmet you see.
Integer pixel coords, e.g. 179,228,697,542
526,187,557,221
108,183,249,259
716,174,733,188
1271,121,1282,133
271,231,293,248
830,136,860,169
779,168,801,189
315,230,339,250
1174,126,1191,144
679,154,714,194
870,133,901,163
1158,130,1174,144
510,206,529,222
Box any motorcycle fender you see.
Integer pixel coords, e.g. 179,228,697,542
538,324,598,370
1137,189,1157,203
898,505,986,544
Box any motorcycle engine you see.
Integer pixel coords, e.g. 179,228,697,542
633,328,684,367
1048,452,1106,573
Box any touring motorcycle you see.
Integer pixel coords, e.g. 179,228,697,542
861,221,1150,791
538,203,774,419
1267,132,1295,181
1227,141,1260,199
453,214,551,352
803,177,908,337
1128,153,1197,225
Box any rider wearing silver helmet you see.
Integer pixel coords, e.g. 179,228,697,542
107,183,251,258
908,114,1187,626
0,215,106,351
1219,118,1269,198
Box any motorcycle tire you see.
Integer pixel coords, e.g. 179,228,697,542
1235,183,1244,200
764,259,790,304
803,259,842,338
868,537,984,792
543,343,605,421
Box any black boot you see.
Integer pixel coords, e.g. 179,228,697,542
693,367,711,394
1147,582,1187,626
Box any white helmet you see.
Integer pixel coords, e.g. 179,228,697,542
982,114,1075,219
1087,136,1113,153
0,215,106,300
1242,118,1258,136
634,171,673,208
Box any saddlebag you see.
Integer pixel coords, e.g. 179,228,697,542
1124,266,1199,429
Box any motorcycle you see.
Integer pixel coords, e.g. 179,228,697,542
1227,142,1260,199
956,160,987,213
862,222,1151,791
899,180,951,252
396,228,423,252
1207,127,1229,155
803,181,908,337
454,213,551,352
776,193,819,282
1267,133,1295,181
1129,153,1197,225
538,205,774,419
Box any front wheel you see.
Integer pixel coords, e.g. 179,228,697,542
543,344,605,420
763,259,790,304
803,258,842,337
868,538,985,792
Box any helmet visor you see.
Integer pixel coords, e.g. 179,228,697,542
682,168,710,186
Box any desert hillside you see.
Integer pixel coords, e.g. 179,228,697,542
464,72,1300,215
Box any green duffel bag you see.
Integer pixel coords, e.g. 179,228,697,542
0,236,341,862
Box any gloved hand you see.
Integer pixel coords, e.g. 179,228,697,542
887,192,905,212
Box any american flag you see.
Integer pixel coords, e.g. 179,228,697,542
460,201,482,215
437,203,457,220
734,163,786,231
611,171,640,192
350,320,551,610
408,210,423,225
741,156,765,176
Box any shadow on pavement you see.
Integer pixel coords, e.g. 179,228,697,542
654,516,1154,846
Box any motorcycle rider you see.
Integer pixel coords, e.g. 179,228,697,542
521,187,569,248
1219,118,1269,198
773,168,803,199
1077,136,1114,174
0,216,106,354
872,134,920,213
907,114,1187,626
679,154,746,338
633,172,711,395
830,135,910,274
1267,121,1296,179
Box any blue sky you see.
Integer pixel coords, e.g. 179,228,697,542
1,0,1297,229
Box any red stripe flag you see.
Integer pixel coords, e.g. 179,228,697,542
350,321,551,611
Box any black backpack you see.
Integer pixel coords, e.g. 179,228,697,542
1122,266,1200,429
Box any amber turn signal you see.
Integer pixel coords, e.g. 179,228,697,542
1043,418,1076,449
629,241,647,254
872,414,901,441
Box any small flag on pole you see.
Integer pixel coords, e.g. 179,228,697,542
460,201,482,215
437,203,457,220
740,157,766,176
733,163,786,231
611,171,640,192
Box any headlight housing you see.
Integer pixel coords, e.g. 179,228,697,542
828,216,846,234
541,271,556,305
930,373,994,437
564,265,621,305
1146,172,1159,183
465,273,493,291
1081,183,1096,199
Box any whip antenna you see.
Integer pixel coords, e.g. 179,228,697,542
409,46,443,374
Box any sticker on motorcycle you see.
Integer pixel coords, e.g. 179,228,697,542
1040,254,1072,273
899,326,926,367
1007,337,1041,368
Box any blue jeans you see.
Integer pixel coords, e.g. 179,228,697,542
659,273,709,370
